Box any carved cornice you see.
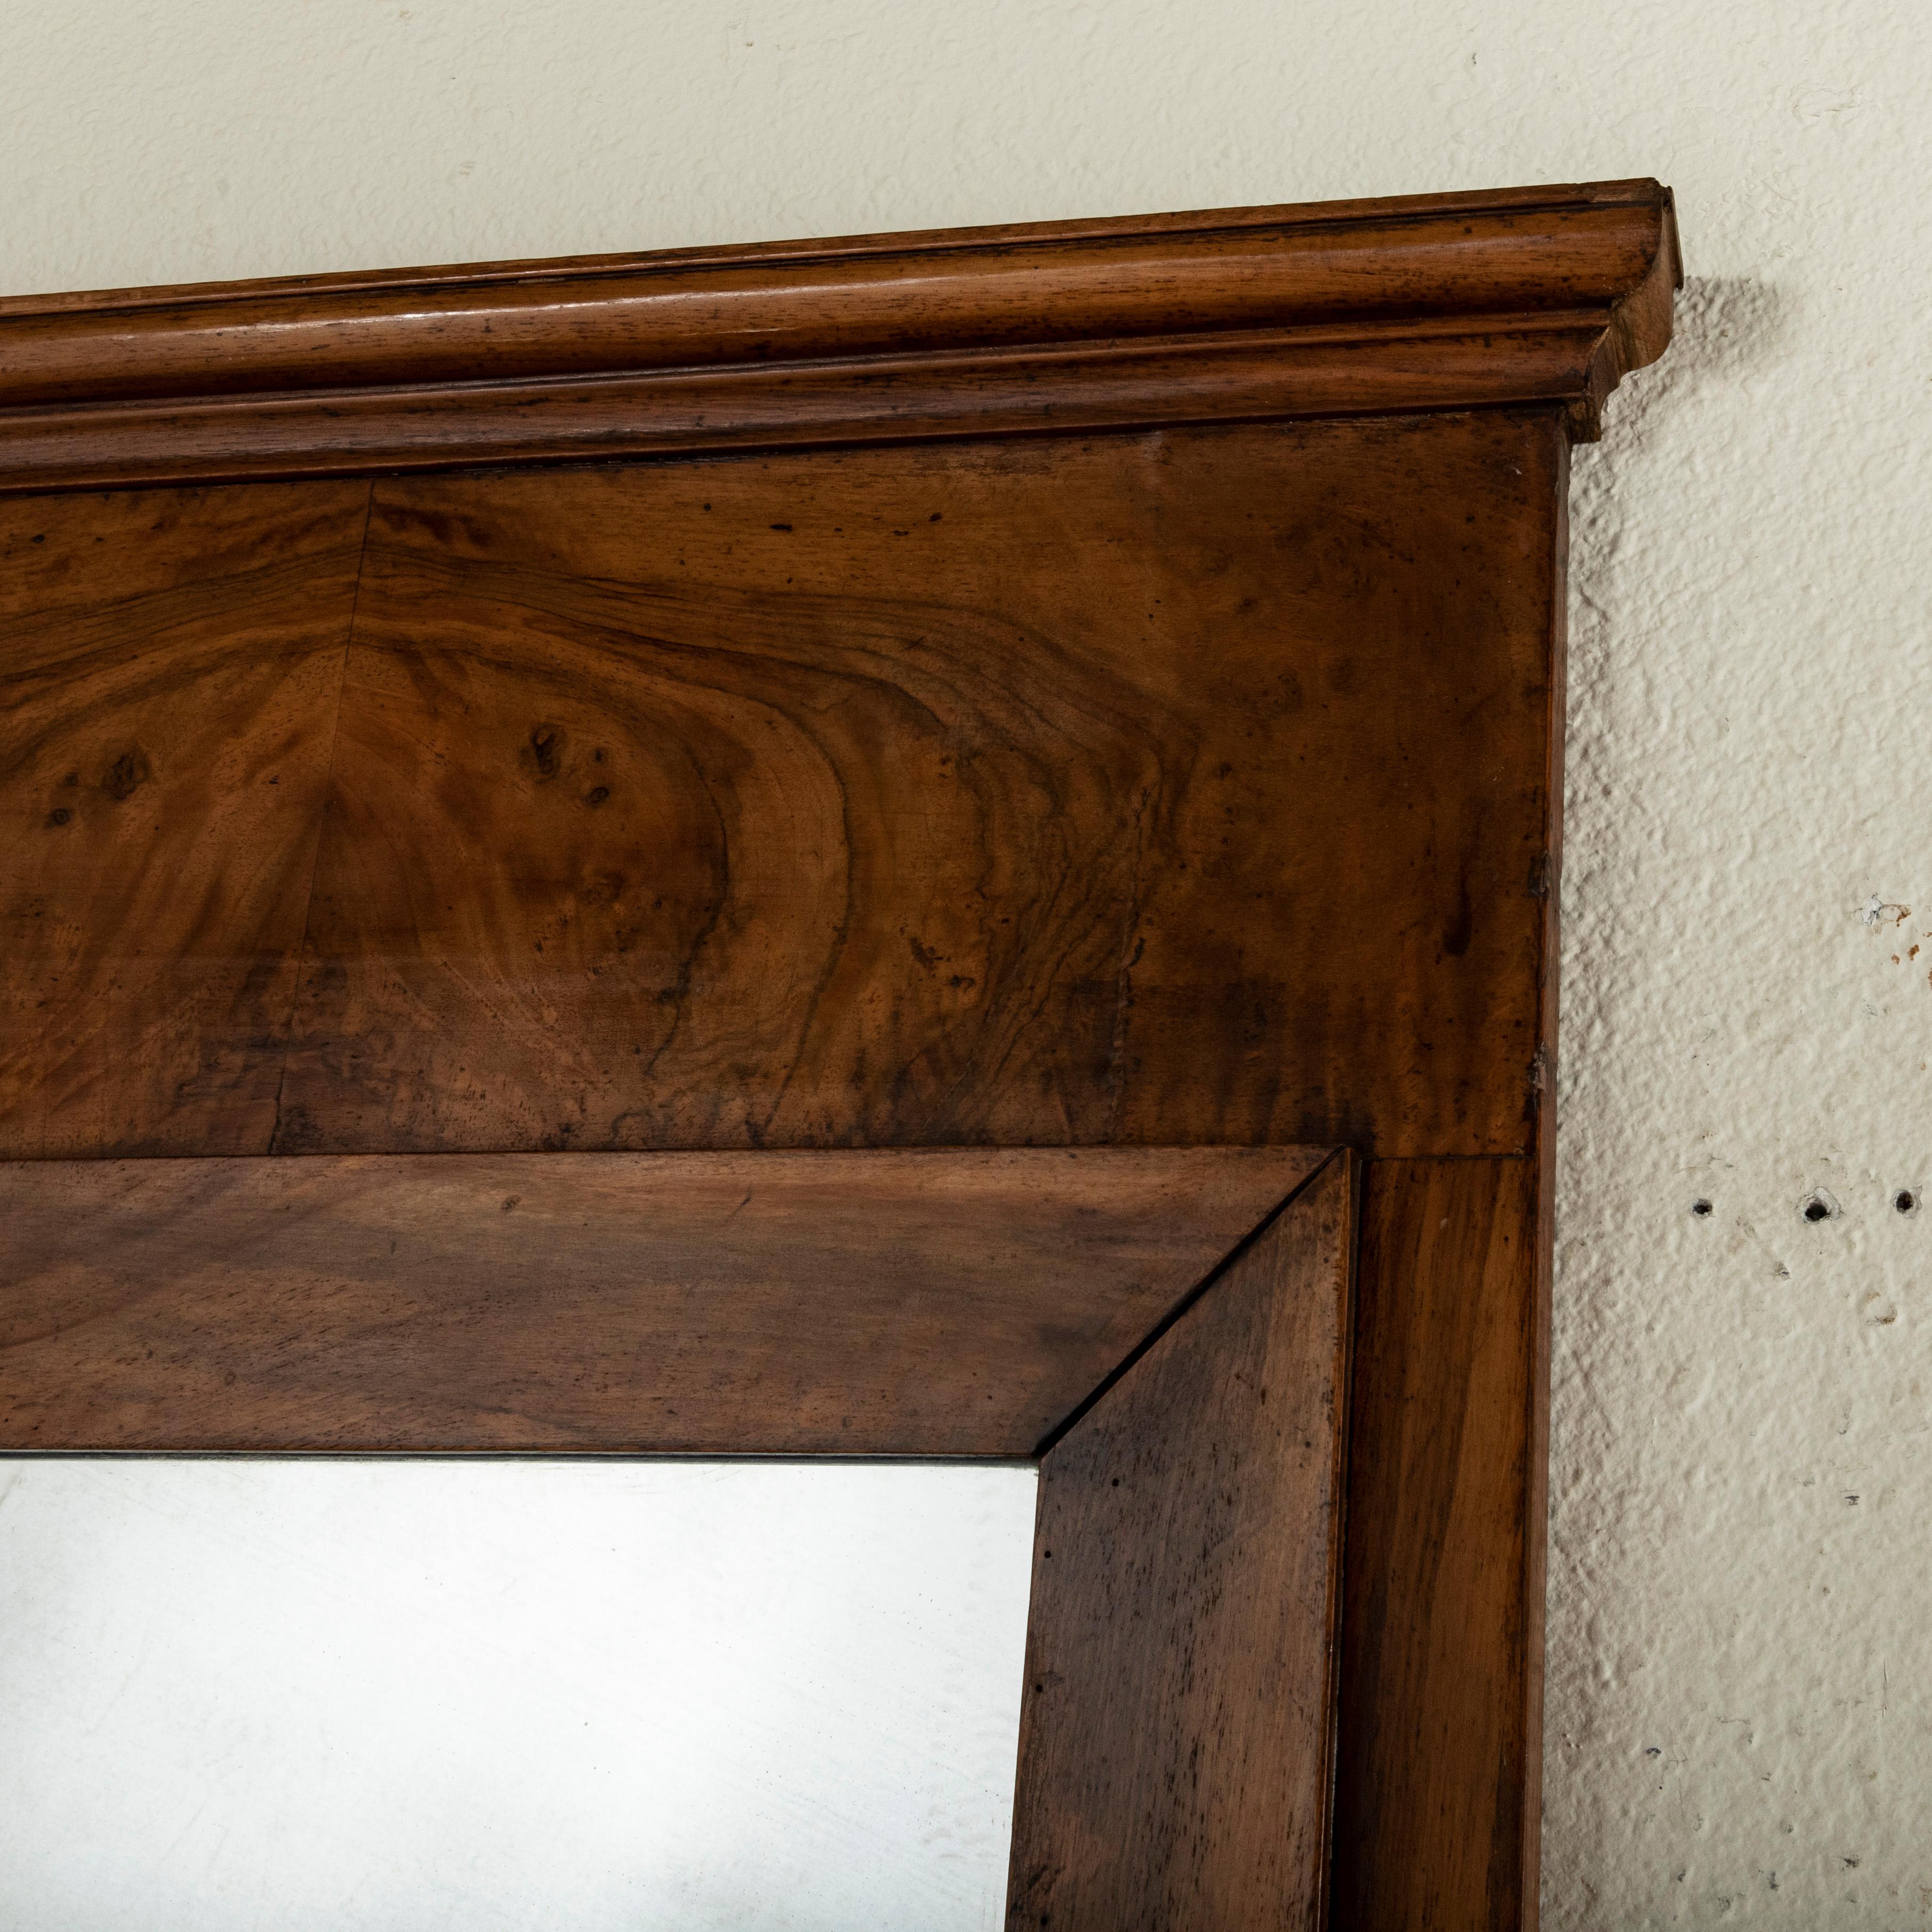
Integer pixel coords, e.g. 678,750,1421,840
0,179,1678,493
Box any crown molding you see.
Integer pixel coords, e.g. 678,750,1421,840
0,179,1678,494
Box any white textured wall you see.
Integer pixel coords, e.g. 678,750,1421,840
6,2,1928,1921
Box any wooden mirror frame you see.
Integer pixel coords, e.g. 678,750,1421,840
0,179,1679,1929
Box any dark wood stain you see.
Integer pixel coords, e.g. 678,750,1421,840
0,1146,1322,1454
0,481,370,1157
1008,1153,1354,1930
1331,1155,1543,1930
0,182,1678,491
0,182,1681,1931
2,415,1564,1163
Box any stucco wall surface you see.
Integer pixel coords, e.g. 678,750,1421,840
5,2,1929,1922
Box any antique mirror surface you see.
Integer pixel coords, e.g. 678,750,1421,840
0,1459,1038,1930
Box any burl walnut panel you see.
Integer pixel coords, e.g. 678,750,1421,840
302,417,1560,1159
0,412,1563,1162
0,481,370,1157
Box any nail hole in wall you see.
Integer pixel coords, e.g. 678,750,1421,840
1898,1189,1920,1217
1801,1191,1840,1224
1691,1199,1713,1217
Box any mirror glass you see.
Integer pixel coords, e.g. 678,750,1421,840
0,1459,1036,1931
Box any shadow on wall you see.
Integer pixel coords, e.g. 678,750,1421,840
1556,278,1787,1217
1571,274,1784,626
1545,275,1788,1932
1561,275,1786,993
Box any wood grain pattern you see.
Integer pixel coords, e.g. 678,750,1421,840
0,1145,1322,1454
0,481,370,1157
1330,1156,1543,1931
1007,1152,1353,1931
0,181,1679,491
251,413,1563,1159
0,180,1679,1927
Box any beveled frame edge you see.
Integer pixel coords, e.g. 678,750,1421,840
1034,1145,1353,1459
1007,1148,1359,1929
0,1145,1339,1458
0,181,1678,493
